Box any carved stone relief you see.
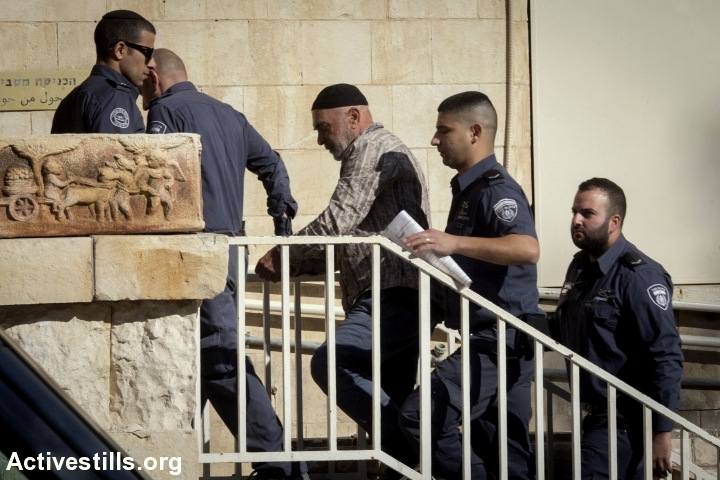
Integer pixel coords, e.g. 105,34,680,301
0,134,204,238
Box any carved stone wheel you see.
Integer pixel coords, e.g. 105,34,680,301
7,195,39,221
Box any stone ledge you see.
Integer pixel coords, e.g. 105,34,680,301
0,236,94,305
94,233,228,301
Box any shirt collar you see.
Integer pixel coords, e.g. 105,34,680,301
91,64,138,92
160,81,196,98
595,233,627,274
577,233,628,275
339,122,383,161
450,154,499,193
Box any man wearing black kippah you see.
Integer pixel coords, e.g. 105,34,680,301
51,10,156,134
256,84,438,478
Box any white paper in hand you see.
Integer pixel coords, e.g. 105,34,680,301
384,210,472,287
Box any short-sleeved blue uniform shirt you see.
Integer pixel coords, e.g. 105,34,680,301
444,154,543,332
51,65,145,134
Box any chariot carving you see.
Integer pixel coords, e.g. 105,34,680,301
0,134,203,238
0,137,188,224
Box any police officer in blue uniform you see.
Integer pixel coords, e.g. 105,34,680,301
51,10,156,134
142,49,304,480
551,178,683,479
399,91,544,480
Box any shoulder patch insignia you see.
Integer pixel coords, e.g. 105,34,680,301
622,250,645,268
483,169,504,181
493,198,518,222
647,284,670,310
110,107,130,128
148,121,168,134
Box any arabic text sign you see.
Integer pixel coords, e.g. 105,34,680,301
0,70,87,111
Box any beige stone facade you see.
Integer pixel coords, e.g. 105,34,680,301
0,0,532,238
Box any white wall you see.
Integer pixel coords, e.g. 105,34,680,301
531,0,720,286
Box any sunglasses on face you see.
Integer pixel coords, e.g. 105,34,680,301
122,41,154,63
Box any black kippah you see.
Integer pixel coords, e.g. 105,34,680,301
311,84,368,111
102,10,146,20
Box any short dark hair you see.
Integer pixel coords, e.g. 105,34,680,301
578,177,627,224
94,10,155,59
438,91,492,113
437,91,498,135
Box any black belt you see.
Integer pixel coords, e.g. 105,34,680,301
583,404,634,430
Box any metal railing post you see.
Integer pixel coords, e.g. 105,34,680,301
571,364,581,480
461,298,471,480
607,384,618,480
497,319,508,479
371,244,382,459
237,244,248,478
294,279,305,451
325,244,337,452
534,340,545,479
280,245,292,453
418,272,432,479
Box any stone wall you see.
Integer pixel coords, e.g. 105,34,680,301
0,0,532,237
0,234,229,480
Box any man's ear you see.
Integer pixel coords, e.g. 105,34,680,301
470,123,483,143
150,70,160,90
109,41,127,61
608,214,622,234
346,106,361,127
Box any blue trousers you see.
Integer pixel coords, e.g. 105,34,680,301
558,413,643,480
398,334,535,480
310,287,429,469
201,247,307,477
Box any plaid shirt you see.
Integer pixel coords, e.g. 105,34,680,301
292,123,431,312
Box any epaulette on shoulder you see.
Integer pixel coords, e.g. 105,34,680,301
482,169,505,184
621,249,646,269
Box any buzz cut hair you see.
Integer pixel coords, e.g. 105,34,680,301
152,48,187,77
437,91,498,135
94,10,156,59
578,177,627,224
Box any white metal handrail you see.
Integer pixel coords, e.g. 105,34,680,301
196,235,720,480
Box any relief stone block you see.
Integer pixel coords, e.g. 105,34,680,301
0,134,204,238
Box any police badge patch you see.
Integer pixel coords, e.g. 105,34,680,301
148,121,168,134
493,198,518,222
647,284,670,310
110,107,130,128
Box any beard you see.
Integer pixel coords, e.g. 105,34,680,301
327,142,346,160
326,126,356,161
571,216,611,258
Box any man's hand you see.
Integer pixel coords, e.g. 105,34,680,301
652,431,673,478
403,228,457,257
255,246,302,282
256,247,282,282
